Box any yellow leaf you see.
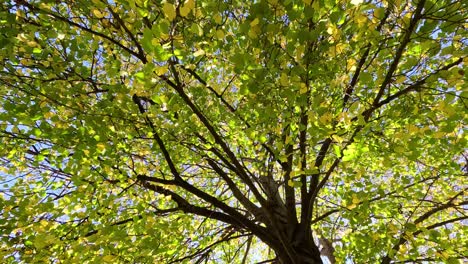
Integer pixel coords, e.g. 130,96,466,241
193,49,205,57
185,0,195,9
39,100,48,108
402,12,412,27
435,251,450,260
434,131,445,138
352,194,360,204
312,0,320,9
39,220,48,227
162,2,176,21
279,155,287,163
407,124,419,134
96,143,106,152
248,25,259,39
396,75,406,84
213,13,222,24
398,244,407,253
356,14,368,26
83,149,90,156
287,179,294,187
216,29,225,39
152,38,160,46
92,9,104,19
388,223,398,234
319,113,332,124
347,58,356,69
299,83,308,94
155,65,168,75
250,18,259,27
102,255,115,262
269,0,278,5
462,56,468,65
39,3,51,10
194,8,203,18
191,23,203,36
280,73,289,86
332,134,344,143
295,45,305,60
180,4,191,17
374,8,385,19
351,0,363,5
394,146,405,153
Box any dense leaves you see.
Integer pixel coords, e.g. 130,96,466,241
0,0,467,263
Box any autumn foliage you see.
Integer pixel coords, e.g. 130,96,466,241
0,0,467,263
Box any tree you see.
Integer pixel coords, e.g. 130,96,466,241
0,0,466,263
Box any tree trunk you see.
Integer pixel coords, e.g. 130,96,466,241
269,229,323,264
255,200,324,263
275,240,323,264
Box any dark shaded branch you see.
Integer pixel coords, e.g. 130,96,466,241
136,175,176,185
374,57,463,109
182,66,236,113
298,109,309,226
311,175,441,224
140,181,240,224
138,113,261,236
21,2,143,62
281,123,296,224
343,7,391,107
139,180,279,249
158,75,268,207
306,45,462,230
371,0,426,112
73,208,177,240
414,200,468,225
169,231,251,264
144,116,182,180
381,198,468,264
417,216,468,234
241,235,254,264
206,159,263,219
308,138,332,194
107,7,147,63
182,65,289,175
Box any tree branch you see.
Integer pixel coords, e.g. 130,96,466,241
370,0,426,113
21,2,144,62
343,7,392,107
381,198,468,264
158,75,268,208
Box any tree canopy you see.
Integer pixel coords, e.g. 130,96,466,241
0,0,467,263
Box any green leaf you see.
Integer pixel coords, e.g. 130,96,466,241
134,72,145,82
141,27,153,53
31,128,42,137
1,1,465,263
